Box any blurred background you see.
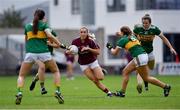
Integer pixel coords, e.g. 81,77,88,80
0,0,180,75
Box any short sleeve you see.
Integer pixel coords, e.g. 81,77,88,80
72,39,76,45
133,24,139,34
44,23,50,30
90,40,99,49
52,30,57,37
117,38,125,48
155,26,161,36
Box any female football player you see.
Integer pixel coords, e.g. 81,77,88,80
15,9,64,105
133,14,177,93
29,29,66,94
66,27,112,97
107,26,171,97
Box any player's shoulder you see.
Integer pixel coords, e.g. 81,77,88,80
24,23,33,30
73,37,80,41
134,24,143,29
72,37,80,44
150,25,159,30
25,22,32,27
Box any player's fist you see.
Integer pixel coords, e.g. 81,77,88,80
106,43,113,50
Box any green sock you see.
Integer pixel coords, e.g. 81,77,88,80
40,82,45,89
17,87,22,93
56,86,60,92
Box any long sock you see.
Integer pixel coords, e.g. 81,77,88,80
17,87,22,94
56,86,60,93
40,82,45,89
144,81,148,87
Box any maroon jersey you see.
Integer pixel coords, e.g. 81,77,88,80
72,37,99,65
65,52,75,63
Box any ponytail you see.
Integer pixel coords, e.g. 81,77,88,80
32,9,45,34
120,26,132,40
33,15,39,34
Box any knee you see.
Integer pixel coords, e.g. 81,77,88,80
39,66,46,72
97,75,104,80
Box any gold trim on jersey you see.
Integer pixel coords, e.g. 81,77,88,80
125,40,140,50
27,31,46,40
139,35,155,41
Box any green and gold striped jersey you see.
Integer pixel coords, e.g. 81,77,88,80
24,20,50,53
117,35,146,57
133,24,161,53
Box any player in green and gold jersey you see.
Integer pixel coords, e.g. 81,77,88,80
107,26,171,97
133,14,177,93
15,9,64,105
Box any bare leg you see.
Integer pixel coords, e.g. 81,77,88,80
66,62,74,80
36,60,46,83
137,65,166,88
121,60,136,92
45,59,61,87
17,62,33,89
16,62,33,105
29,61,46,93
84,67,111,95
136,73,143,93
45,59,64,104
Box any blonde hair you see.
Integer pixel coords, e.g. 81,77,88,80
80,26,89,33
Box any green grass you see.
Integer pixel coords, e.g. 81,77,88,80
0,74,180,109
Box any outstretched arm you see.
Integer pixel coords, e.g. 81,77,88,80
45,29,61,47
47,40,67,49
111,47,120,55
106,43,120,55
159,32,177,55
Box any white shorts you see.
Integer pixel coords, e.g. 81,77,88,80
148,51,155,61
80,60,100,72
24,52,52,63
133,53,148,67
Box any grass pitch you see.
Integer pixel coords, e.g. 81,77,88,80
0,74,180,109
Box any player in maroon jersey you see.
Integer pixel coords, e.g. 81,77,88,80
66,27,112,97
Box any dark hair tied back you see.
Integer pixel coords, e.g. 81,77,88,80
120,26,132,36
145,14,150,17
33,9,45,34
142,13,151,23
